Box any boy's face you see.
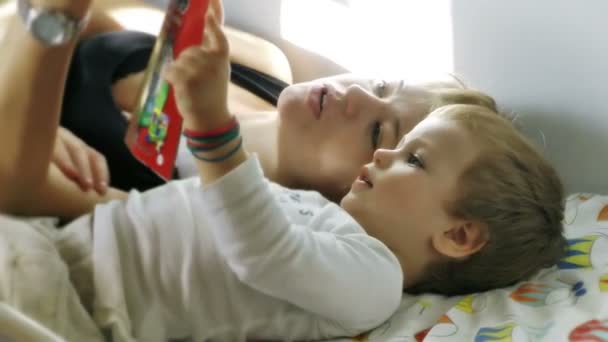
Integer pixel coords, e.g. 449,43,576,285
340,115,481,264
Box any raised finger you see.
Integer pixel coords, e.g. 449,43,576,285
208,0,224,25
203,9,229,54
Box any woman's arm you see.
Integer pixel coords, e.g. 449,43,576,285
0,2,94,213
0,1,127,220
21,164,127,219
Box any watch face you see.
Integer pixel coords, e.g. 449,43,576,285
32,12,66,45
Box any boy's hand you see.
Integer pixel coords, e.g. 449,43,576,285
163,0,231,132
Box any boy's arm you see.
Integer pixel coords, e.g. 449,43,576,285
166,3,401,330
0,2,94,213
199,157,403,331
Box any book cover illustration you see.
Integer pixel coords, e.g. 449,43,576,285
126,0,210,180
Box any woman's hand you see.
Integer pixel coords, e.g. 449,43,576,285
53,127,109,195
163,0,231,131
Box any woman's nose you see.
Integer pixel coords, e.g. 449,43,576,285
342,84,376,120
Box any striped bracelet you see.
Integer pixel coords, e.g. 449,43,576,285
183,117,238,140
183,117,243,162
189,136,243,163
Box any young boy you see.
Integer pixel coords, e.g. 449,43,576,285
0,1,565,341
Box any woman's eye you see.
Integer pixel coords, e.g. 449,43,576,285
374,80,388,97
371,121,382,149
407,153,424,168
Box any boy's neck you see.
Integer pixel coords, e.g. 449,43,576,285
237,112,280,182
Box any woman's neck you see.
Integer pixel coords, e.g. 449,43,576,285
236,111,280,182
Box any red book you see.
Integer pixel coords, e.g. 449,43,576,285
125,0,210,180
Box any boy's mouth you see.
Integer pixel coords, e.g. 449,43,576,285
320,87,328,112
360,176,373,187
358,167,373,188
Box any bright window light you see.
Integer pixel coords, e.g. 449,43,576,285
110,7,166,35
280,0,453,79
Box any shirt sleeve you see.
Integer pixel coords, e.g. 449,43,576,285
198,155,403,330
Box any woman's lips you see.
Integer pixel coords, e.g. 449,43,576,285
308,84,336,120
307,84,327,120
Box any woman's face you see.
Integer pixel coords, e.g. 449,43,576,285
276,73,446,201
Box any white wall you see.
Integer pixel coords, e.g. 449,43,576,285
452,0,608,194
223,0,347,82
224,0,608,194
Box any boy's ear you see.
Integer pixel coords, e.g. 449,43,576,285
432,220,488,259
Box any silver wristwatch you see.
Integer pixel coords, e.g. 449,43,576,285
18,0,90,46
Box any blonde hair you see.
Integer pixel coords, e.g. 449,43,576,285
431,87,497,112
409,104,566,295
415,76,498,114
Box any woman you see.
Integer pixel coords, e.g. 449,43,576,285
0,0,496,220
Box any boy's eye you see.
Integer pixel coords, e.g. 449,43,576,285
371,121,382,149
374,80,388,97
407,153,424,168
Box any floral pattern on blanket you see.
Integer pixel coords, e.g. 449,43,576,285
331,193,608,342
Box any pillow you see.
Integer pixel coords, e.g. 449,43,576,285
329,193,608,342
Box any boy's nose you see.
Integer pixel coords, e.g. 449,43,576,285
373,148,394,169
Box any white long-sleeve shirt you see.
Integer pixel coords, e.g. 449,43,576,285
92,156,403,341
